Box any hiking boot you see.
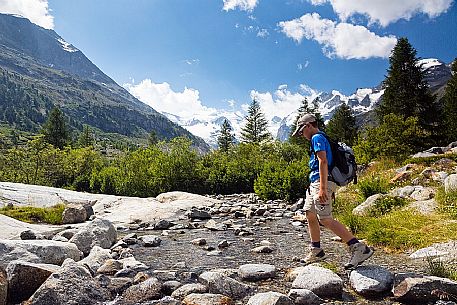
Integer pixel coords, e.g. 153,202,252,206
344,242,374,270
301,247,326,264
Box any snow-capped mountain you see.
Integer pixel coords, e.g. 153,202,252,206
164,58,451,148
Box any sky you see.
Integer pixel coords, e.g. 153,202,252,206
1,0,456,123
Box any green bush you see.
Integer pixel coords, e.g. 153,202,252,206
357,175,390,200
254,158,309,202
0,204,65,224
353,114,425,164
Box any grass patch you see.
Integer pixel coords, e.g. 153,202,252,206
0,204,65,224
436,187,457,219
425,256,457,281
367,196,408,217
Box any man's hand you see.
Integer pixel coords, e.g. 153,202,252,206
318,188,328,204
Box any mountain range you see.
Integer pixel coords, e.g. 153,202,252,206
0,13,209,151
166,58,451,147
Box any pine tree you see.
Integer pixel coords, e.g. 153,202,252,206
78,125,94,147
444,59,457,143
326,103,357,146
217,119,234,152
241,99,271,144
310,97,325,130
289,98,310,145
148,130,159,146
378,37,439,136
41,107,69,149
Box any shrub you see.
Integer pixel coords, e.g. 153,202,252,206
353,114,424,164
425,256,457,281
357,174,390,200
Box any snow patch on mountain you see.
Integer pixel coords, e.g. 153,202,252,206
57,38,78,53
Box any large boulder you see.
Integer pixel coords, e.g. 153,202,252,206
121,277,162,304
238,264,276,281
291,265,343,299
6,260,60,304
352,194,383,216
393,274,457,303
69,218,117,256
77,246,112,275
62,204,88,224
171,283,207,299
445,174,457,193
182,293,233,305
26,258,110,305
287,289,323,305
0,240,81,268
199,271,252,299
349,265,394,296
246,291,293,305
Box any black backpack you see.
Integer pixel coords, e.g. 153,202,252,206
311,132,357,186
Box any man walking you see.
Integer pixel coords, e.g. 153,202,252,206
292,113,373,269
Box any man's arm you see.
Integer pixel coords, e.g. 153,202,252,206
316,150,329,204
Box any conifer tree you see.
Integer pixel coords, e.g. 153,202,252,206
444,59,457,143
217,119,234,152
326,103,357,146
289,98,310,145
310,97,325,130
78,125,94,147
41,107,69,149
241,99,271,143
148,130,159,146
378,37,439,136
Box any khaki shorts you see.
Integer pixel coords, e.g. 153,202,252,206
304,181,337,219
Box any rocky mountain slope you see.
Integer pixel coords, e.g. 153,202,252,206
0,13,209,150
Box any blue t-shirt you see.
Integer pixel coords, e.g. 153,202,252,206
309,132,333,183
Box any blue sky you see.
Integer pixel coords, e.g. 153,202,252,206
1,0,456,121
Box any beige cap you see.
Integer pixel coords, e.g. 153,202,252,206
291,113,317,137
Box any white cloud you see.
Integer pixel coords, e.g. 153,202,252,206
250,84,319,121
257,28,269,37
279,13,397,59
223,0,258,11
183,59,200,65
0,0,54,29
123,79,217,119
298,60,310,70
309,0,454,27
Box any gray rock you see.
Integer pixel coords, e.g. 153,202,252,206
204,219,227,231
393,274,457,303
0,267,6,305
199,271,252,299
409,246,449,259
182,293,233,305
186,208,211,220
238,264,276,281
27,258,110,305
251,245,274,253
20,229,41,240
411,152,437,158
410,187,436,201
6,260,60,303
247,291,293,305
62,204,87,224
55,228,79,240
69,218,117,256
171,283,207,299
0,239,81,268
78,246,112,275
97,259,123,275
406,199,438,215
122,277,162,304
138,296,180,304
288,289,323,305
154,219,173,230
161,280,181,296
352,194,383,216
191,238,207,246
140,235,162,247
349,265,394,296
291,265,343,298
390,186,419,198
105,276,133,296
445,174,457,193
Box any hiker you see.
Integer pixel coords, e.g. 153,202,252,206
292,113,373,269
